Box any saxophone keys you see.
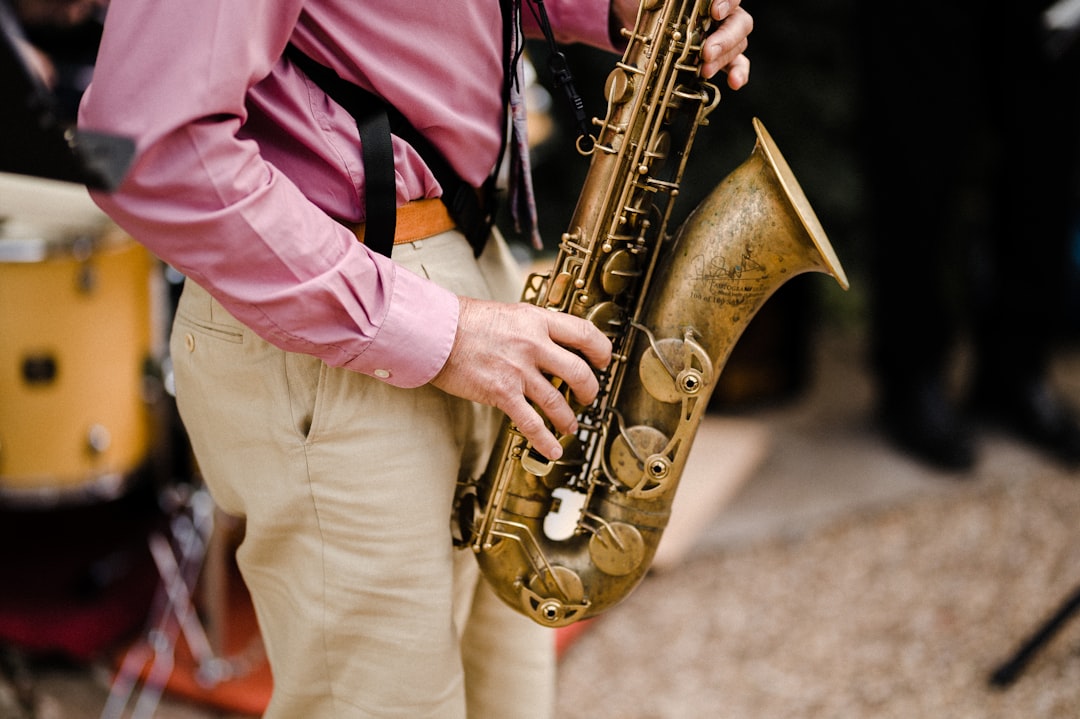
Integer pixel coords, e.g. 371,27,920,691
584,301,625,337
604,67,634,105
520,432,581,480
546,270,574,307
521,566,588,626
638,336,712,403
609,424,674,496
600,248,641,295
589,521,646,576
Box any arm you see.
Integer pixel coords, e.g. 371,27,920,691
79,0,457,389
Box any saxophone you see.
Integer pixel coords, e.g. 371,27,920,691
454,0,849,627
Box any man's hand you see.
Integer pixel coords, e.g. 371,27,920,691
612,0,752,89
431,297,613,461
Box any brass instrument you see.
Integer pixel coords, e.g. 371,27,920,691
454,0,850,627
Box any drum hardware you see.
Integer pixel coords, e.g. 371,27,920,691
101,484,265,719
101,484,214,719
20,353,57,384
86,423,112,456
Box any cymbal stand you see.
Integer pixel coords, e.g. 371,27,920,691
989,579,1080,688
100,484,231,719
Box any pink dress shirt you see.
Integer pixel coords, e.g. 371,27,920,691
79,0,615,388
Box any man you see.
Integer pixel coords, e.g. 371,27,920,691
79,1,752,716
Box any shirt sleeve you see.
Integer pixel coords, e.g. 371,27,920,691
524,0,620,51
77,0,457,389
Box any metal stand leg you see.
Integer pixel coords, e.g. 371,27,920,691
100,484,243,719
989,580,1080,688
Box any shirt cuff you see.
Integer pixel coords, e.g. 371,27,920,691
345,260,459,388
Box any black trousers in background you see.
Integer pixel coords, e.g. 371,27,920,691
857,3,1080,392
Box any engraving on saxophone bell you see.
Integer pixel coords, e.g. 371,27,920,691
454,0,849,627
688,247,770,307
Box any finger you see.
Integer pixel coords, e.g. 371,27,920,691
711,0,740,21
545,314,613,370
539,346,600,406
702,37,748,80
529,314,604,403
724,54,750,90
702,30,749,76
701,8,753,79
524,372,580,437
505,396,564,460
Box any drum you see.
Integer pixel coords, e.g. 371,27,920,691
0,225,157,502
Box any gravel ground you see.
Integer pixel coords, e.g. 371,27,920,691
556,468,1080,719
552,325,1080,719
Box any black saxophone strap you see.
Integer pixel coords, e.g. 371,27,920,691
284,42,504,257
284,45,397,257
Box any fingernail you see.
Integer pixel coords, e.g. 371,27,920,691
713,0,730,18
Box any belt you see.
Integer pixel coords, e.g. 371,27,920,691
351,198,457,246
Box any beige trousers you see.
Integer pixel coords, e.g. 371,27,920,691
169,231,554,718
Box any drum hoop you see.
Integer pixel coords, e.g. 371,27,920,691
0,470,134,508
0,223,127,263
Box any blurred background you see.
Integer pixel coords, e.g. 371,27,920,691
3,0,1080,716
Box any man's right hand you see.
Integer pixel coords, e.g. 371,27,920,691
431,296,613,460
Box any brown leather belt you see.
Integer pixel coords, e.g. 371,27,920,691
351,198,457,246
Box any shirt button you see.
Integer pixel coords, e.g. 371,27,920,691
184,333,195,352
373,369,391,379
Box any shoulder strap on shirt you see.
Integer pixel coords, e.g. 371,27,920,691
283,44,500,257
284,45,396,256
